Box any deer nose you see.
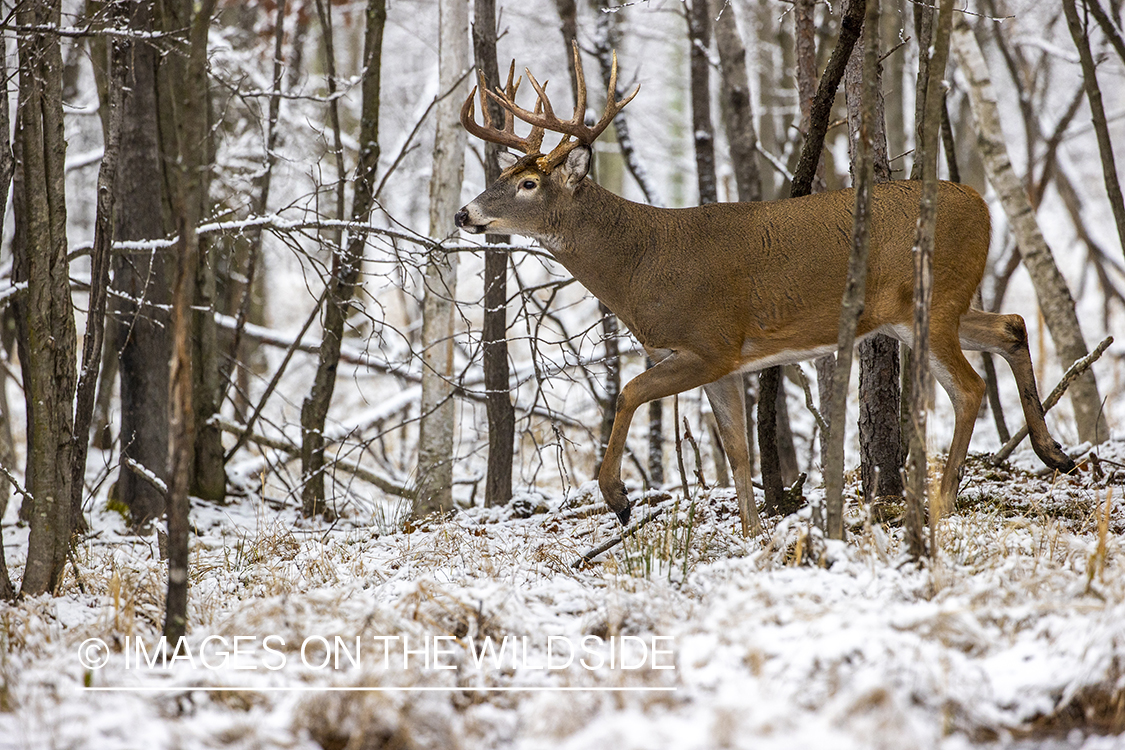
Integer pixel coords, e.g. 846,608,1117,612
454,208,469,228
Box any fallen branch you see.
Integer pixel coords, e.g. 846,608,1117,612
124,457,169,494
990,335,1114,465
571,506,667,568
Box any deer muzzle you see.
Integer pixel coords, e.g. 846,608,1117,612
454,206,488,234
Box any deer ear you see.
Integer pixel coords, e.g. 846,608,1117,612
496,150,518,171
559,146,591,188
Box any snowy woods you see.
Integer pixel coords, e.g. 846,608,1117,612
1,0,1124,746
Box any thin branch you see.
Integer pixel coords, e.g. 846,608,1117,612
990,335,1114,464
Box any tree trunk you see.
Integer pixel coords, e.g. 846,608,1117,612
163,0,217,642
905,0,955,559
794,0,828,193
109,0,172,527
0,39,16,600
161,0,224,507
17,0,78,597
758,367,785,515
825,0,880,540
772,0,865,519
844,4,903,504
477,0,516,509
688,0,717,205
713,0,762,203
71,0,126,533
301,0,386,517
951,15,1106,446
415,0,466,517
881,0,907,164
1062,0,1125,263
711,0,762,493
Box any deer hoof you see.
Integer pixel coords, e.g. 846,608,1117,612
1038,439,1077,474
601,479,631,526
616,504,631,526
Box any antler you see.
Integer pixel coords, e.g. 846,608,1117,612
461,42,640,172
459,61,545,157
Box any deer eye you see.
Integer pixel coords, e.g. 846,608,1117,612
521,180,537,190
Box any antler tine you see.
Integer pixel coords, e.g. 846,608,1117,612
570,41,587,127
460,73,544,155
477,71,494,129
466,46,639,169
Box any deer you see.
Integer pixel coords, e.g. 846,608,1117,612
454,45,1076,536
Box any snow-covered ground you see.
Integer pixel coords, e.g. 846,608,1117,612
1,440,1123,749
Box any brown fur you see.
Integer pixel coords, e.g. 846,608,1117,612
457,151,1075,533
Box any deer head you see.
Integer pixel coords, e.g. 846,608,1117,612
454,42,637,239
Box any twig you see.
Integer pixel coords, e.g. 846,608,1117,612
990,335,1114,465
791,364,829,434
905,0,1013,22
213,417,415,499
571,506,667,568
0,465,33,504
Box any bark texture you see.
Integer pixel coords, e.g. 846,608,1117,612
825,0,880,540
905,0,955,559
17,0,78,596
845,5,903,504
476,0,516,508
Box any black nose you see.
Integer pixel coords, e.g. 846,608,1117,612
454,208,469,228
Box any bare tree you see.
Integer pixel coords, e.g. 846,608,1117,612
844,4,903,506
100,0,173,527
1062,0,1125,261
16,0,78,596
825,0,881,540
904,0,955,560
71,0,126,534
0,38,16,600
713,0,762,203
475,0,516,509
772,0,865,522
162,0,218,641
416,0,467,516
301,0,387,517
688,0,717,206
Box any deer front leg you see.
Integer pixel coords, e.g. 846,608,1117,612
599,349,725,525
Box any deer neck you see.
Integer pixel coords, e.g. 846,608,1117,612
536,180,647,322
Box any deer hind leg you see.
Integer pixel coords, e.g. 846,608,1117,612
703,373,763,536
929,330,987,518
599,349,725,526
958,309,1076,473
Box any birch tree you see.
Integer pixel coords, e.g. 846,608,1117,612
416,0,468,516
951,15,1106,446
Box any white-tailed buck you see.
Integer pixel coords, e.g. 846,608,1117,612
455,46,1075,535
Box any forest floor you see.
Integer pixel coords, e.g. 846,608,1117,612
1,440,1124,750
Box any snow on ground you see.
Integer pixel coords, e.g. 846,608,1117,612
1,442,1124,750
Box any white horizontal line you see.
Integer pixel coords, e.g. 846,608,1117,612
84,685,677,692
